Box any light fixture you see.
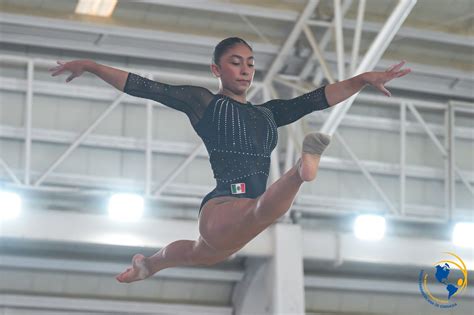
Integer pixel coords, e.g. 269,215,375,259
452,222,474,248
75,0,118,17
354,214,386,241
108,193,144,222
0,191,22,221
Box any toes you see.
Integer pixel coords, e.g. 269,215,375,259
116,255,149,283
116,268,132,280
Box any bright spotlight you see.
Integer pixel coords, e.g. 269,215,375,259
107,193,144,222
0,191,22,221
354,214,386,241
452,222,474,248
75,0,117,17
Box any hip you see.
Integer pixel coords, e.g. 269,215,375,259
199,176,268,215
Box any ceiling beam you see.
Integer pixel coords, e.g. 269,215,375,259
0,12,279,53
320,0,417,135
2,124,473,182
305,275,474,298
132,0,474,49
1,209,473,269
133,0,298,21
263,0,320,86
308,18,474,48
0,294,233,315
0,254,243,282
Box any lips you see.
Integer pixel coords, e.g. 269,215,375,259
237,80,250,84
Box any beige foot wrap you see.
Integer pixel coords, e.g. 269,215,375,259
302,132,331,155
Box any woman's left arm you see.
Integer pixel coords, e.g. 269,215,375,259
325,60,411,106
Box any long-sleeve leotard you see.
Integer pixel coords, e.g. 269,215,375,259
123,72,214,126
123,72,330,215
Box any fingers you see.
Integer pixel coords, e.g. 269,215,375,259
49,66,65,76
386,67,410,81
49,61,65,71
396,68,411,77
385,64,397,72
49,61,66,76
50,69,65,77
386,60,406,73
375,62,409,97
386,64,411,81
48,65,62,72
392,60,406,72
378,84,391,97
66,74,76,82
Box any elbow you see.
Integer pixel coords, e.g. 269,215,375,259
324,85,338,107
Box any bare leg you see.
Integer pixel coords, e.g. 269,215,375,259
199,132,331,251
116,133,331,283
116,236,240,283
252,162,304,224
253,132,330,224
200,156,320,250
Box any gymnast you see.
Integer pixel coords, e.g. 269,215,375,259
49,37,410,283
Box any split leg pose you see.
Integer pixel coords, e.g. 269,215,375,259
114,132,329,282
115,132,330,283
49,37,410,283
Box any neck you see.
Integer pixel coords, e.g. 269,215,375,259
218,88,247,104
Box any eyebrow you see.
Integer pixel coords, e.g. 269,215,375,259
229,55,255,60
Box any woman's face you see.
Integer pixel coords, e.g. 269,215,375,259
212,43,255,94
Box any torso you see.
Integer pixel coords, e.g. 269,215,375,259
194,93,279,214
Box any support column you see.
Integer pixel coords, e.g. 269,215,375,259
232,223,305,314
270,223,305,314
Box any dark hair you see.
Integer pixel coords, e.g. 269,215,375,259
213,37,253,65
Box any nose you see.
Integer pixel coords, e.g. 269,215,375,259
241,64,252,75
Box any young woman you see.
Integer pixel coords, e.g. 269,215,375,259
49,37,410,283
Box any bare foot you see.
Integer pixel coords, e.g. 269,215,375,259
116,254,151,283
298,132,331,182
298,154,321,182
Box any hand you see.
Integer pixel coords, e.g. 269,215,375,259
48,60,93,83
363,60,411,97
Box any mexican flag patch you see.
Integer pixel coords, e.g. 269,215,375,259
230,183,246,194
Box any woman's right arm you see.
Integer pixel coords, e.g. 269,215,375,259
49,60,128,91
50,59,215,126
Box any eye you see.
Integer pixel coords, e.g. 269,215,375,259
231,62,240,65
248,64,254,67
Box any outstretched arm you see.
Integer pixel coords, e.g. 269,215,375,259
325,60,411,106
49,60,214,126
49,60,128,91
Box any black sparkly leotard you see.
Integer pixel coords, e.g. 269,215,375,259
124,73,330,215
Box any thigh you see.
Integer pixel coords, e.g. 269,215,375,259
198,196,268,251
192,236,244,265
199,196,255,241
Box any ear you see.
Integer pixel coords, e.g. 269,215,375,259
210,63,220,78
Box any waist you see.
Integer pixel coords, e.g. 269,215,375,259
210,151,271,184
199,172,269,213
216,171,268,194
